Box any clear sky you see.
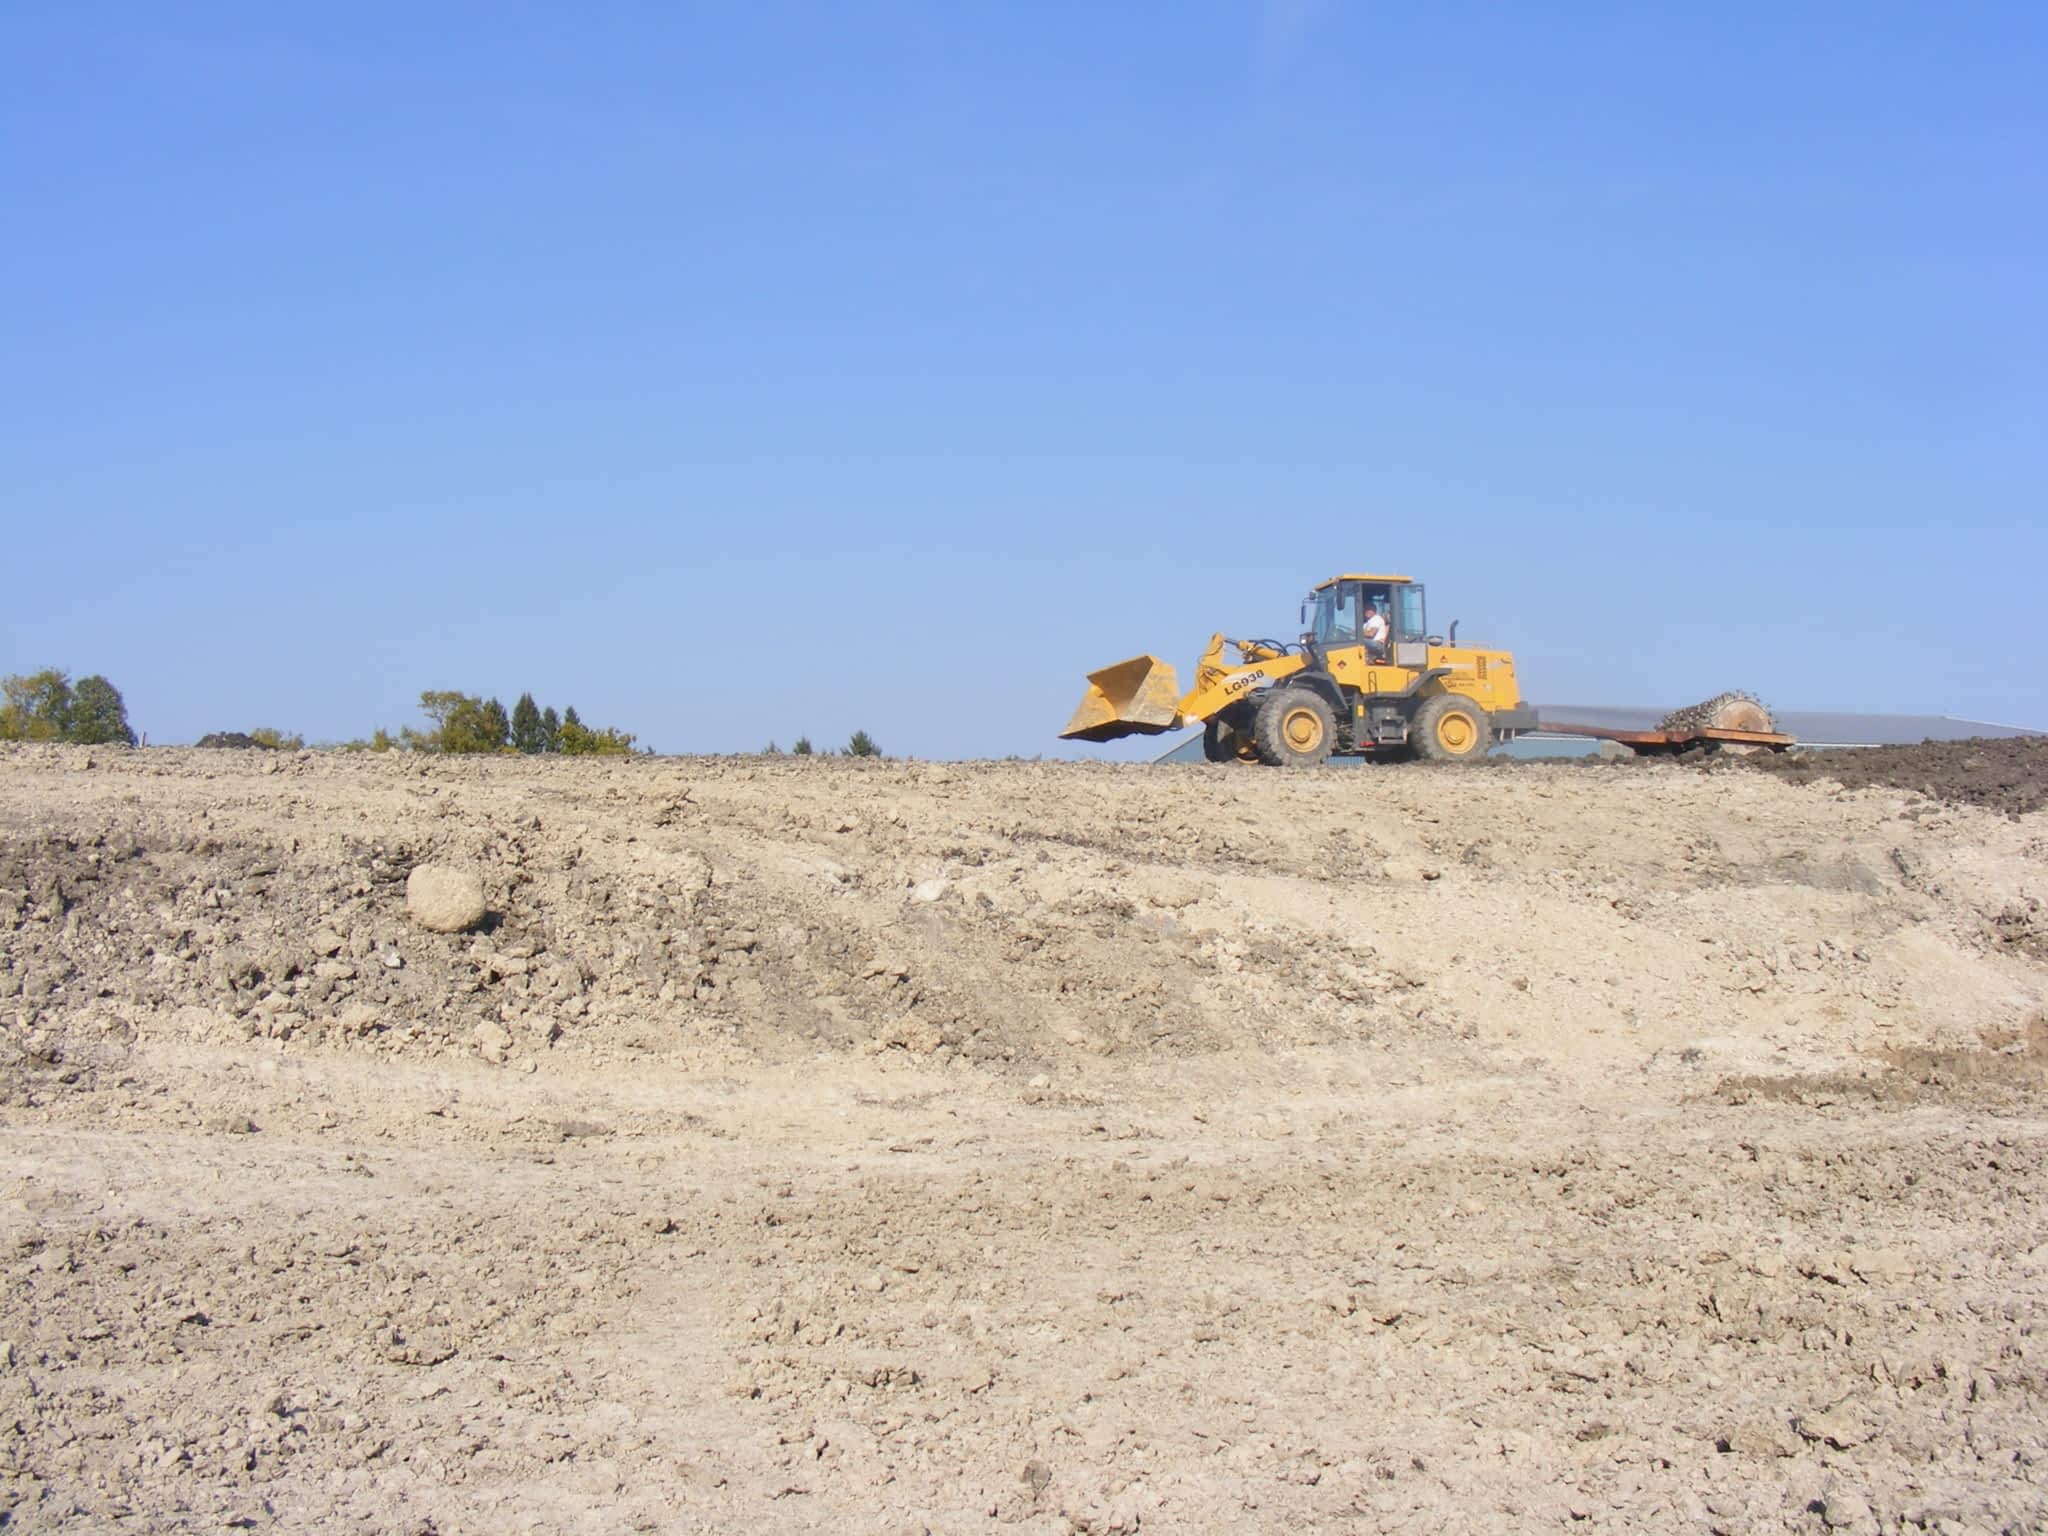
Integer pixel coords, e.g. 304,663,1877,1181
4,3,2043,755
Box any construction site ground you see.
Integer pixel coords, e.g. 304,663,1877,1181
1,741,2044,1534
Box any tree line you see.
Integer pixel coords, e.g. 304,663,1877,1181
0,670,136,745
3,671,887,759
761,730,883,758
360,690,639,756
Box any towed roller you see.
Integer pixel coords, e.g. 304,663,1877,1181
1059,655,1183,742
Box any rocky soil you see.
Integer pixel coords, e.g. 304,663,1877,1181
1747,738,2048,821
1,741,2044,1533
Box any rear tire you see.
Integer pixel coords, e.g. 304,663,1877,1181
1412,693,1490,763
1253,688,1337,768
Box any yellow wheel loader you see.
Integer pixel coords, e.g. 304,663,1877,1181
1060,573,1540,766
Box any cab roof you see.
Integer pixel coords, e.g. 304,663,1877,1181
1312,573,1413,590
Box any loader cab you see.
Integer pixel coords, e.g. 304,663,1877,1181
1304,575,1427,659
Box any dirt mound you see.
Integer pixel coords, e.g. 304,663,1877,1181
2,744,2045,1531
1747,735,2048,817
1716,1016,2048,1107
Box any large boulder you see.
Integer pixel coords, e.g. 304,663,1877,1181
405,864,487,934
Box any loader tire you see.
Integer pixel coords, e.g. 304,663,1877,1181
1253,688,1337,768
1412,693,1490,763
1202,704,1260,764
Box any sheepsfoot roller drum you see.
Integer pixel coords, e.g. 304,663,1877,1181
1657,692,1778,754
1539,692,1795,756
1060,655,1184,743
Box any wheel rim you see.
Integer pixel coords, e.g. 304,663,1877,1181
1436,710,1477,754
1282,707,1325,754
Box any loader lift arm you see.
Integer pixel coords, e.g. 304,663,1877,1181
1060,635,1307,743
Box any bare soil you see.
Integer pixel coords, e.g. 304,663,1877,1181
2,743,2044,1533
1747,737,2048,820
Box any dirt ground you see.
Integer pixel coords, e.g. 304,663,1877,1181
1,741,2044,1534
1746,738,2048,821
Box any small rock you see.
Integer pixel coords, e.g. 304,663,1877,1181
380,951,405,971
1795,1409,1869,1449
309,928,345,957
1819,1486,1874,1529
337,1004,381,1037
1849,1249,1911,1283
472,1023,513,1065
1718,1422,1799,1458
405,865,487,934
1020,1458,1053,1495
211,1114,257,1135
909,879,949,904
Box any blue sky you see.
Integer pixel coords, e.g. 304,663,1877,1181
4,3,2042,754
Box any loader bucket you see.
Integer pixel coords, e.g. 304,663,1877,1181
1060,655,1183,742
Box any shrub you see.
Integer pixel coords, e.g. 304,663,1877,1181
0,669,76,742
404,691,511,754
558,719,637,755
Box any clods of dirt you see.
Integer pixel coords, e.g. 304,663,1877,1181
1747,736,2048,818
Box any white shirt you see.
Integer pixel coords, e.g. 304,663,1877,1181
1362,612,1389,647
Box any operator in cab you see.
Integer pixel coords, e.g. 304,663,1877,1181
1361,602,1390,660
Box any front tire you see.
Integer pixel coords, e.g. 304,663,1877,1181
1202,705,1261,764
1252,688,1337,768
1412,693,1490,763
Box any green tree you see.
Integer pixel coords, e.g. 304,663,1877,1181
511,693,545,754
248,726,303,751
405,690,511,754
563,705,583,732
0,669,76,742
791,735,814,757
845,729,881,758
68,675,136,746
558,718,637,755
762,741,783,755
540,705,561,753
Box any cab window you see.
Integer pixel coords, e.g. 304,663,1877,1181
1393,584,1426,644
1310,587,1359,644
